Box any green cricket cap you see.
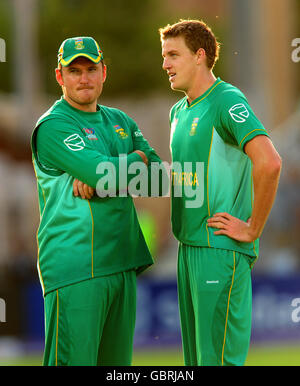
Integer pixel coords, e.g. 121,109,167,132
57,36,104,66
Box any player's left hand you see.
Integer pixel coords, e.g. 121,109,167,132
73,178,95,200
207,213,257,243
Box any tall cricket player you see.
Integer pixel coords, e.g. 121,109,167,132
159,20,282,366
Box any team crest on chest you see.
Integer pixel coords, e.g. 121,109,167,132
189,117,199,136
82,128,98,140
114,125,128,139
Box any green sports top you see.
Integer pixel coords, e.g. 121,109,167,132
31,97,163,296
170,77,269,259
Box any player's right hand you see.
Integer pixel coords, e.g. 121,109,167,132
133,150,148,166
207,213,258,242
73,178,95,200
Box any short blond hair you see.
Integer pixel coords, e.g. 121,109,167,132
159,19,220,69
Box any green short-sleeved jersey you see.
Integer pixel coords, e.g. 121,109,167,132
31,97,162,296
170,78,269,258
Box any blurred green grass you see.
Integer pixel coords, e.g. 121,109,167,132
1,344,300,366
135,344,300,366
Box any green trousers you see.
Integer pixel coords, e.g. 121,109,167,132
43,270,136,366
177,244,253,366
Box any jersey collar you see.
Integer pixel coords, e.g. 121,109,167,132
185,77,223,109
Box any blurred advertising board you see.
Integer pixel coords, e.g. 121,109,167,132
20,274,300,347
134,274,300,347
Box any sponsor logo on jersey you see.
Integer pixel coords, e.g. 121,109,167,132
229,103,249,123
189,117,199,136
114,125,128,139
63,134,85,151
74,38,84,50
134,131,143,138
82,128,98,140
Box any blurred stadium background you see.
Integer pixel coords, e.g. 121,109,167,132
0,0,300,366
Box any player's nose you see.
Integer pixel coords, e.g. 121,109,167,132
162,57,170,71
80,71,89,83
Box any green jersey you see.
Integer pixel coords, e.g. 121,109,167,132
170,78,269,258
31,97,162,296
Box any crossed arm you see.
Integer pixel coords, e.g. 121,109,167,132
207,135,282,243
73,150,148,199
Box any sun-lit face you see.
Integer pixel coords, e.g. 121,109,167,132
56,56,107,112
161,36,199,94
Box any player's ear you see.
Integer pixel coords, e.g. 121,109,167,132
102,64,107,83
196,48,206,65
55,67,64,86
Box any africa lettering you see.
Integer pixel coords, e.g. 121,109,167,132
172,171,199,186
95,158,204,209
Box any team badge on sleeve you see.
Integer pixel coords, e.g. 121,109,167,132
82,128,98,140
229,103,249,123
63,134,85,151
134,131,143,138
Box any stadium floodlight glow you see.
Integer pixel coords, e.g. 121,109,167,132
0,38,6,62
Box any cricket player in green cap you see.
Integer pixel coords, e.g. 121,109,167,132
31,36,167,366
159,20,282,366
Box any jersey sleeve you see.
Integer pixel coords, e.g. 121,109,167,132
126,114,170,197
34,118,143,190
130,118,161,163
216,91,269,151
